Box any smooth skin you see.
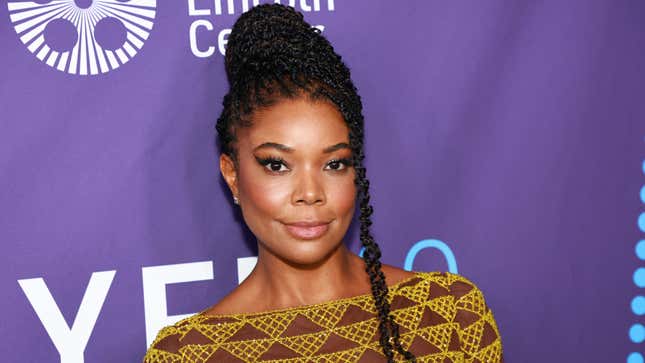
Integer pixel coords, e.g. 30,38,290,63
206,97,414,316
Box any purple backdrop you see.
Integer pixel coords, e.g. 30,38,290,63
1,1,644,362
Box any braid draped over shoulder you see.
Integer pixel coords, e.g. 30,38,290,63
215,4,416,362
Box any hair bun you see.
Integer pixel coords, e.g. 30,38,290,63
224,4,323,86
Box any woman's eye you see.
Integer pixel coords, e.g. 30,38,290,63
255,156,289,173
325,159,350,171
256,156,350,173
267,160,287,172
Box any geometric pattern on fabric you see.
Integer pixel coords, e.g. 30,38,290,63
143,271,504,362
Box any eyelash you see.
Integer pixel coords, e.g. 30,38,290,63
254,156,353,174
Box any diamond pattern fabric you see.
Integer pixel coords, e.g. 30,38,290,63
143,271,504,362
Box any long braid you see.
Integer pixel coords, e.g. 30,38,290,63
357,165,395,361
352,130,416,363
216,4,416,361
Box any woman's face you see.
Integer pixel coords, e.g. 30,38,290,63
220,97,356,266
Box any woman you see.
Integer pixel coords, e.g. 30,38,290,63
144,4,503,362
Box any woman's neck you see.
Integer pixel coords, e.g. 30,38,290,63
246,243,369,311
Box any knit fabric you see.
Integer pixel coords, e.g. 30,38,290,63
143,271,503,362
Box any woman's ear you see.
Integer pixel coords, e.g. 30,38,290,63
219,153,239,198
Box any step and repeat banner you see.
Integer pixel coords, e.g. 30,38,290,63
1,1,644,362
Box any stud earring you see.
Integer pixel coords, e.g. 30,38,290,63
233,196,239,205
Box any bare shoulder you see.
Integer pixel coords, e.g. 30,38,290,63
380,263,417,285
201,279,260,316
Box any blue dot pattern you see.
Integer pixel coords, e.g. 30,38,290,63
628,352,644,363
635,268,645,288
633,296,645,316
629,159,645,361
631,324,645,343
637,240,645,260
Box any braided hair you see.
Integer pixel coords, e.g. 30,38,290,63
215,4,416,362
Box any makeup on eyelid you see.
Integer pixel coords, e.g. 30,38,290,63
253,155,353,173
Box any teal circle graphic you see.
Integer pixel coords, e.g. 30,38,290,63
632,296,645,315
628,352,644,363
642,160,645,175
634,268,645,287
641,185,645,204
637,240,645,260
639,212,645,233
630,324,645,343
404,239,458,273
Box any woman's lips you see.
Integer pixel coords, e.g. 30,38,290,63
283,221,330,240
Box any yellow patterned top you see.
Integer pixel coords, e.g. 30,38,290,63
143,271,504,363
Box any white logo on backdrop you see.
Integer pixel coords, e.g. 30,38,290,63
187,0,335,58
7,0,156,75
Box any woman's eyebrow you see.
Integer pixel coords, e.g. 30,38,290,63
253,142,294,153
323,142,350,153
253,142,350,153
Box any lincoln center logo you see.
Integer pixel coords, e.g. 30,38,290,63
7,0,157,75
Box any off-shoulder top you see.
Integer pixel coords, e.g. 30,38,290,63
143,271,504,362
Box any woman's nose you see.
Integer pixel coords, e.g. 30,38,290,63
291,167,326,206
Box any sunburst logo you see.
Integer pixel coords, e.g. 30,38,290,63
7,0,157,75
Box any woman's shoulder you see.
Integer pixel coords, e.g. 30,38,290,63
403,270,504,362
382,262,484,290
142,314,198,362
396,270,498,318
143,323,182,362
396,269,488,294
143,311,246,362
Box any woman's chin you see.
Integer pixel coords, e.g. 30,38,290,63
267,240,344,267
